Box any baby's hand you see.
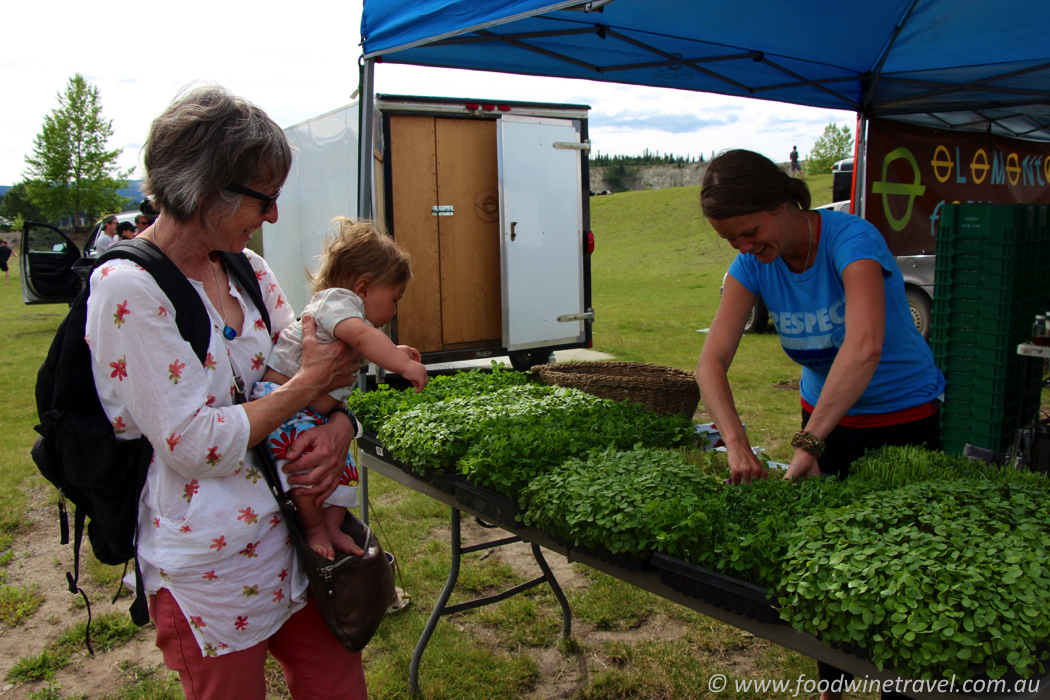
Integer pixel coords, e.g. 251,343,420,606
398,345,422,362
402,361,429,393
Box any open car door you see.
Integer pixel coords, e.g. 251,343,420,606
21,221,83,305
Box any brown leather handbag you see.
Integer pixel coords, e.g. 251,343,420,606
247,404,394,653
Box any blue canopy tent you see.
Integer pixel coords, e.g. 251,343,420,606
356,0,1050,216
355,4,1050,694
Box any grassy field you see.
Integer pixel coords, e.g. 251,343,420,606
588,174,836,461
0,170,1000,700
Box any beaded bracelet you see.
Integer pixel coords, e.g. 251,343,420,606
791,430,826,457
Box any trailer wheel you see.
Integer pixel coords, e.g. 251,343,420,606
509,350,553,372
907,288,932,341
743,297,769,334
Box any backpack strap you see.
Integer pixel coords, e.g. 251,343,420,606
95,239,210,364
96,242,272,356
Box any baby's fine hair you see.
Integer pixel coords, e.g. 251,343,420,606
308,218,411,295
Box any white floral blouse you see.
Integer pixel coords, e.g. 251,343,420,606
84,250,307,656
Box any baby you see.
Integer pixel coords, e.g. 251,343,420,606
253,218,428,559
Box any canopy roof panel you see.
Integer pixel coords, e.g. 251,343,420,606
361,0,1050,139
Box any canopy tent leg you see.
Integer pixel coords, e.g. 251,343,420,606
853,112,868,219
357,57,376,222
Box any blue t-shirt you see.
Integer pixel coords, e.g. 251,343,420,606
728,209,945,415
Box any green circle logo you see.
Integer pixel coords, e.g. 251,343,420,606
871,147,927,232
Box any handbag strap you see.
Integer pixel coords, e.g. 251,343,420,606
232,388,294,511
234,387,346,598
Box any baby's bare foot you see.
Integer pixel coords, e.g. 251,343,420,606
304,523,335,560
327,524,363,557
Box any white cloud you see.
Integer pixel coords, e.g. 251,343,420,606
0,0,852,185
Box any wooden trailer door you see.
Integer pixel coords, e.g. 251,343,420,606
389,115,501,352
434,118,501,345
498,115,585,350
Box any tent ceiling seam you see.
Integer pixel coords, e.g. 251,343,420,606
862,0,922,111
602,27,755,92
756,56,858,109
431,26,596,45
878,62,1050,110
361,0,585,58
601,52,757,74
479,29,602,72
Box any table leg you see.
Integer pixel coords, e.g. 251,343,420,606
531,543,571,638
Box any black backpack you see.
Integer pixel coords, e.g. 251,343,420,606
31,238,271,641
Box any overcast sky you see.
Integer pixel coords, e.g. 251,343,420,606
1,0,854,187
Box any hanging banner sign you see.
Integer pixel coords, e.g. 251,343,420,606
865,119,1050,256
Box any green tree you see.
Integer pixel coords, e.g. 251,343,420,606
0,181,46,224
24,74,130,225
806,122,854,176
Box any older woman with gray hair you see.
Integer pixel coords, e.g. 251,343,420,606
84,83,366,699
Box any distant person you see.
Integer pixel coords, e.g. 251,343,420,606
134,213,151,234
95,215,119,254
139,199,159,232
116,221,137,240
0,239,14,285
789,145,802,178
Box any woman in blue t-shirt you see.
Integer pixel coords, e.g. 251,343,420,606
697,149,948,698
696,149,944,485
695,149,944,699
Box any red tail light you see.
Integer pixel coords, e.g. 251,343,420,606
586,230,595,253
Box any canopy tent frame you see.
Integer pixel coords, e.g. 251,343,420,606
359,0,1050,144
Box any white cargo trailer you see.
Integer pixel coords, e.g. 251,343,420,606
264,94,594,371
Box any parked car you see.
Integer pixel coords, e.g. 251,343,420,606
831,158,853,203
20,210,144,305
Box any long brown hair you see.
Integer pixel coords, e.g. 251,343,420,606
701,149,811,219
307,218,411,295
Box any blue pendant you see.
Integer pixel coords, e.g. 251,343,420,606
223,324,238,340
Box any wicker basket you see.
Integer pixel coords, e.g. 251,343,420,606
532,361,700,417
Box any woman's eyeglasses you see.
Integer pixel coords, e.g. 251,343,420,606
225,183,280,215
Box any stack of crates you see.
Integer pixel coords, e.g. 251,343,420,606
931,204,1049,454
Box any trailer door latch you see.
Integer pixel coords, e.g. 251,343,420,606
557,310,595,322
553,140,591,151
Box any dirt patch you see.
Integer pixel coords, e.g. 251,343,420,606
773,380,800,391
526,645,588,699
0,497,164,700
2,492,766,700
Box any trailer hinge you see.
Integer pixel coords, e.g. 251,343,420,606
553,140,591,151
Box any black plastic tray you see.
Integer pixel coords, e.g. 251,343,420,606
358,433,454,494
448,476,521,527
551,534,654,572
650,552,782,624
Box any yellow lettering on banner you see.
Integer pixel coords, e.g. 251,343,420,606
1045,156,1050,184
971,149,989,184
931,145,954,183
1006,153,1021,186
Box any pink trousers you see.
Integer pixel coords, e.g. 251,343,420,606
150,588,366,700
